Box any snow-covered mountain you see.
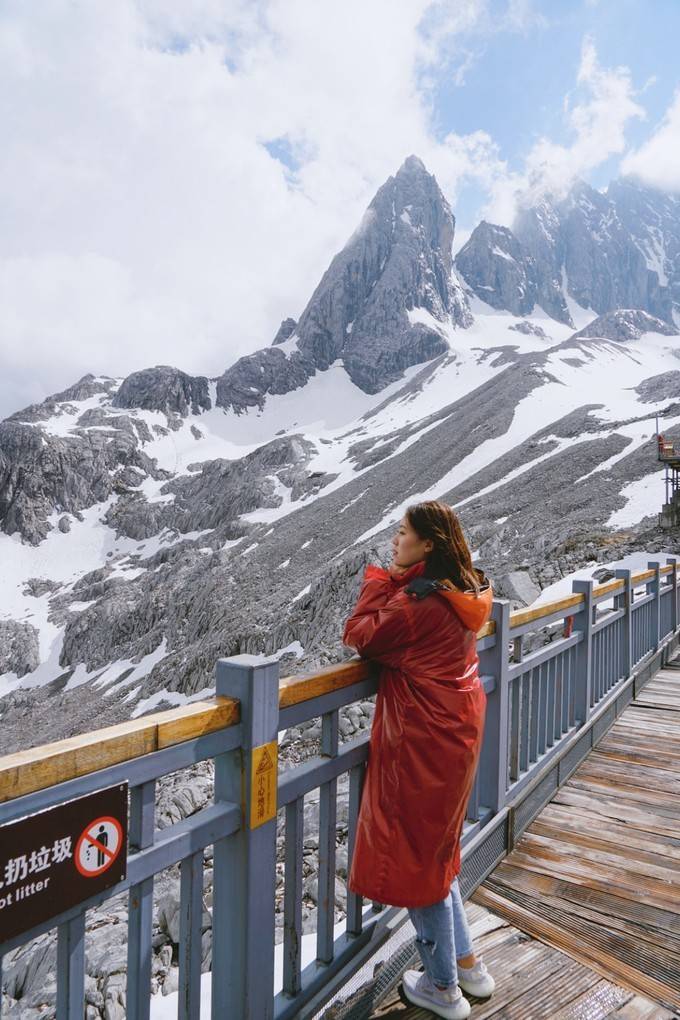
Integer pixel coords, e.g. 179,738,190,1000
456,177,680,328
2,156,680,752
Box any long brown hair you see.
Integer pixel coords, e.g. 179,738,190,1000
405,500,482,593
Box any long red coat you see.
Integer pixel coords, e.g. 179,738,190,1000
342,559,493,908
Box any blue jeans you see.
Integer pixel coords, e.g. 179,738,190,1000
407,877,475,989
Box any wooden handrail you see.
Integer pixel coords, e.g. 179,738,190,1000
0,697,240,804
1,562,674,804
279,659,372,708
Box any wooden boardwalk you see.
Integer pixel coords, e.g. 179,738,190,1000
371,662,680,1019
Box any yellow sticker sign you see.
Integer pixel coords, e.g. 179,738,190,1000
250,740,278,829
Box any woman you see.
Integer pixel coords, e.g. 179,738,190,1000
342,500,496,1020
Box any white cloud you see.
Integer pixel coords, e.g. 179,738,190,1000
482,36,646,225
0,5,662,423
620,89,680,193
1,0,504,418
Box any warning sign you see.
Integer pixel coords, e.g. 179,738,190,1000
0,784,127,945
249,740,277,829
75,816,124,877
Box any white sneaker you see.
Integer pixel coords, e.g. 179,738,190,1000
401,969,471,1019
456,958,495,998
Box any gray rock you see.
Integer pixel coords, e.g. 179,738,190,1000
570,308,678,342
272,317,297,345
508,320,548,338
635,371,680,403
112,365,211,416
495,569,542,608
162,967,179,996
607,176,679,323
6,373,117,425
23,577,62,597
0,620,40,676
0,415,168,544
455,221,537,315
512,195,573,324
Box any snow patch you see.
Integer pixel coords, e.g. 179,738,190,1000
607,470,665,529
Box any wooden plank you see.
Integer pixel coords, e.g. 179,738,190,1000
369,900,668,1019
618,705,680,725
156,697,239,748
536,802,680,861
503,842,680,912
510,592,584,629
473,885,680,1010
571,770,680,804
552,787,680,839
528,816,680,875
564,776,680,818
641,677,680,691
278,659,372,708
546,980,631,1020
481,881,680,998
452,941,574,1020
0,717,158,803
634,693,680,710
488,865,680,951
593,738,680,771
632,568,656,585
605,723,680,742
577,754,680,796
590,745,680,776
599,730,680,757
539,800,680,850
636,684,680,700
475,955,603,1020
0,697,240,802
514,831,680,896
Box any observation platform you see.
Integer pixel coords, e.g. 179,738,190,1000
1,556,680,1019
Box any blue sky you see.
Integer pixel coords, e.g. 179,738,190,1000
427,0,680,227
1,0,680,418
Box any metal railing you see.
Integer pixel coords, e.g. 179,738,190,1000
0,555,678,1019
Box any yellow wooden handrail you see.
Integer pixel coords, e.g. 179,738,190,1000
0,697,240,804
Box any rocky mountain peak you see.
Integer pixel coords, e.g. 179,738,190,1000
216,155,472,409
455,220,537,316
272,317,298,346
7,374,118,425
291,155,471,394
570,308,679,343
112,366,211,416
458,174,680,328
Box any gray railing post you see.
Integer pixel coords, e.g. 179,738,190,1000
572,580,594,725
647,561,661,654
477,599,511,813
614,569,632,680
212,655,280,1020
56,915,86,1019
127,780,156,1020
669,557,679,630
668,558,679,653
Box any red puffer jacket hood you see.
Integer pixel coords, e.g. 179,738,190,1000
365,562,493,633
437,570,493,632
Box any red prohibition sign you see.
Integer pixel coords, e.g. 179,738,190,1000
75,815,123,878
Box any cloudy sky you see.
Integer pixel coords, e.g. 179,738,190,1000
1,0,679,420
